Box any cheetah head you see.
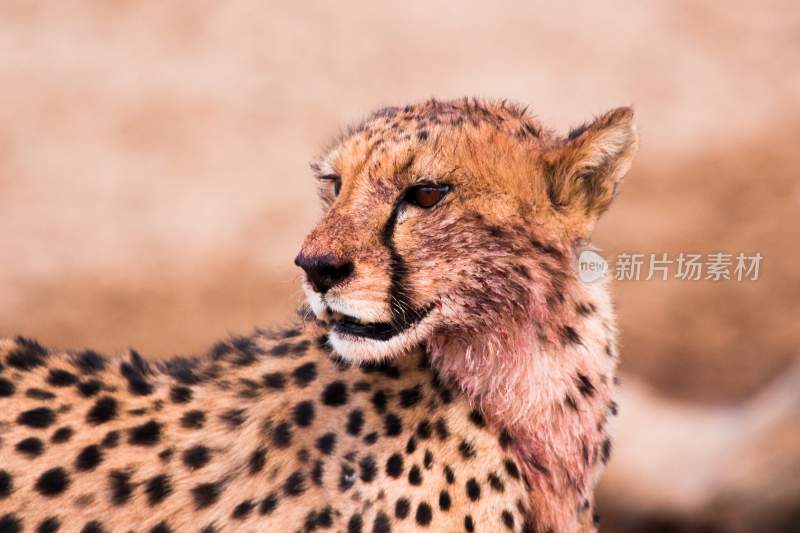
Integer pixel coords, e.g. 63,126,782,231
296,99,637,362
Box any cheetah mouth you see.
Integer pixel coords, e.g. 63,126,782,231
327,306,434,341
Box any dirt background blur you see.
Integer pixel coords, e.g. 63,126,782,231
1,1,798,529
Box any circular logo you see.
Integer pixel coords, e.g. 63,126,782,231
577,250,608,283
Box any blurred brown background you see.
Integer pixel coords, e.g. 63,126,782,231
1,2,798,531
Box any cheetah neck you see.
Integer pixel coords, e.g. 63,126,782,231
427,279,618,532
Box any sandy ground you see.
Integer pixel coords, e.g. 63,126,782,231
1,1,799,529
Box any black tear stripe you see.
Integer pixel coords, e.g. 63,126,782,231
379,202,430,329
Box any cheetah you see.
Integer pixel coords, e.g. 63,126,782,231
0,98,637,533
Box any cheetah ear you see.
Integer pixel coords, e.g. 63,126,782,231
542,107,638,237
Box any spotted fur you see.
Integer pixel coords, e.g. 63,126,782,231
0,98,637,532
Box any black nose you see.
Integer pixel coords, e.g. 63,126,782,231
294,253,354,294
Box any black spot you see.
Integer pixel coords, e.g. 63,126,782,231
158,448,173,462
370,390,388,413
386,453,404,478
199,526,217,533
101,430,119,448
468,409,485,427
466,478,481,501
290,339,311,356
75,350,106,374
439,490,451,511
219,408,245,428
120,360,153,396
0,470,11,499
601,437,612,464
7,337,47,370
0,377,15,397
372,512,391,533
464,515,475,532
339,464,356,491
384,412,402,436
405,436,417,454
87,396,117,425
316,432,336,455
192,482,222,509
292,362,317,387
353,380,371,392
259,492,279,514
459,439,476,459
47,369,77,387
502,510,515,529
321,381,348,406
416,420,432,439
17,406,56,428
499,429,514,449
77,379,103,397
75,445,103,471
180,409,205,429
417,130,429,141
577,373,595,398
161,355,204,385
292,401,315,427
0,514,21,533
363,431,379,445
444,465,455,484
270,342,291,357
26,388,56,400
262,372,287,389
408,465,423,485
505,459,520,479
359,454,377,482
423,449,433,469
346,409,364,435
232,500,255,519
128,420,161,446
434,418,449,440
565,394,578,411
399,384,422,408
36,516,60,533
348,513,364,533
16,437,44,457
272,421,293,448
248,448,267,474
488,472,505,492
311,459,324,485
35,467,70,496
395,497,411,519
80,521,106,533
284,470,307,496
51,426,73,443
145,474,172,505
169,386,192,404
182,445,211,470
295,447,309,464
361,360,402,379
149,521,172,533
415,502,433,526
561,325,582,345
108,470,134,505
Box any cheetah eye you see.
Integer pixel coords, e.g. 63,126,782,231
319,174,341,196
405,183,450,209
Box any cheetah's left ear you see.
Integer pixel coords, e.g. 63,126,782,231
541,107,638,237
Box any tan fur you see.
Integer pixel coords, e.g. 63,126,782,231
0,98,637,532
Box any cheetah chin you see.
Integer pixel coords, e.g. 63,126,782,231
323,306,438,362
301,281,439,361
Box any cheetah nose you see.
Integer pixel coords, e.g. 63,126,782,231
294,253,354,294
